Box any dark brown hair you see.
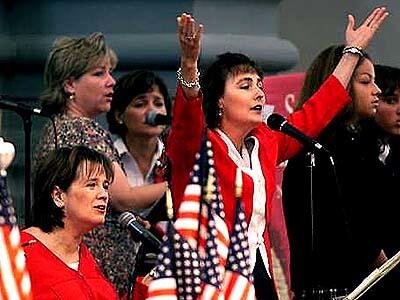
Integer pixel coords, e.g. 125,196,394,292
32,146,114,232
201,52,264,128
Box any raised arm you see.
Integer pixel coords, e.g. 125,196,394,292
176,13,204,98
274,7,389,162
167,14,205,210
333,6,389,87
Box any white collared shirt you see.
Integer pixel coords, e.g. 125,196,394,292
114,137,164,217
216,129,271,277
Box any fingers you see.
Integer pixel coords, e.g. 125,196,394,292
346,14,355,32
346,6,389,48
194,24,204,44
362,6,382,27
367,7,389,31
177,13,203,43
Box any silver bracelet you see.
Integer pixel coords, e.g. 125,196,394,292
176,67,201,89
342,45,365,57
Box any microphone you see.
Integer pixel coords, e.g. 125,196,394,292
144,111,171,126
0,99,51,118
266,113,328,153
118,211,161,250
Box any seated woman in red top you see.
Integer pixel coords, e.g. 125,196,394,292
167,9,388,300
21,146,118,300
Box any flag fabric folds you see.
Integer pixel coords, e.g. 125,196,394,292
147,220,202,300
0,174,32,300
222,199,256,300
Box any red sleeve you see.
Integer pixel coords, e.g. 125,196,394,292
275,74,351,162
167,85,205,212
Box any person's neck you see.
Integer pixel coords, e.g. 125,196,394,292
124,135,159,177
218,123,251,152
66,103,95,119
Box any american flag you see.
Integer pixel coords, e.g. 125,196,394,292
0,174,32,300
197,196,224,300
149,136,255,300
221,178,256,300
197,139,231,300
146,221,202,300
198,139,229,267
201,167,256,300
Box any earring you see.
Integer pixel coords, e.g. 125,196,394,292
69,93,75,101
52,186,65,208
218,107,223,117
118,120,124,125
53,196,64,208
217,107,224,127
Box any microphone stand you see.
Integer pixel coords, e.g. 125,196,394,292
0,96,45,226
22,112,32,227
343,250,400,300
127,245,144,300
306,150,317,291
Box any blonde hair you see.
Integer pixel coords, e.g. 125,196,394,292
41,32,117,115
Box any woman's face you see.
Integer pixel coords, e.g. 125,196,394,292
119,85,167,139
219,72,265,133
375,88,400,136
67,57,116,117
351,59,381,119
61,163,110,233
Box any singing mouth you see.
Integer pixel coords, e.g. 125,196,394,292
93,204,106,212
105,92,114,101
251,105,263,111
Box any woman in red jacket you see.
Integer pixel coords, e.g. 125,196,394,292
168,9,388,299
22,146,118,300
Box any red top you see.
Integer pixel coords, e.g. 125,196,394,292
21,232,118,300
167,75,351,277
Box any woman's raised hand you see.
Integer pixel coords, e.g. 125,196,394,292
346,6,389,49
177,13,204,97
177,13,203,68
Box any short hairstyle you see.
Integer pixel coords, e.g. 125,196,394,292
201,52,264,128
374,65,400,98
40,32,118,115
31,146,114,233
297,45,371,124
107,70,171,137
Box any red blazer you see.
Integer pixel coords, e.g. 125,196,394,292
167,75,350,277
21,232,118,300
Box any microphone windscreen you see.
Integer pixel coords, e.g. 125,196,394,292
266,113,286,131
118,211,135,228
145,111,157,125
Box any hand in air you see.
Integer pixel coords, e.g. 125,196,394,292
177,13,204,66
345,6,389,49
